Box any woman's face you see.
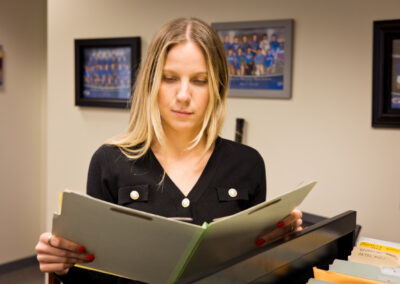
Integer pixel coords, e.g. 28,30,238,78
158,42,209,137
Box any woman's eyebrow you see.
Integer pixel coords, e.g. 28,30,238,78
162,69,208,76
191,72,208,77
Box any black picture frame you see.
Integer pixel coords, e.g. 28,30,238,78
372,20,400,127
212,19,293,99
75,37,141,108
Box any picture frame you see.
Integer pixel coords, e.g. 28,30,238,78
75,37,141,108
372,19,400,127
212,19,293,99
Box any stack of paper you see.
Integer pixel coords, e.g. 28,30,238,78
307,237,400,284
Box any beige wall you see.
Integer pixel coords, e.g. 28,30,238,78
47,0,400,247
0,0,47,264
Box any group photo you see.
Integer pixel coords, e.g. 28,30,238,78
218,27,286,91
392,39,400,109
82,47,132,99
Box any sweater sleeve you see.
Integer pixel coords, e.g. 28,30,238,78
249,150,267,207
86,145,118,203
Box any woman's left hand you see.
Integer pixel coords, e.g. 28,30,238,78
255,209,303,247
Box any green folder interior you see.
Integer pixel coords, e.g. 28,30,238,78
179,181,316,280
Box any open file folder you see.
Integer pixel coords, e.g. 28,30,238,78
52,181,316,284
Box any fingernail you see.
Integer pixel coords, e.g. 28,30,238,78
277,221,285,228
255,238,266,247
86,254,95,262
77,246,86,253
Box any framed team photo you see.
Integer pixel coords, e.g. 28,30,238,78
0,45,3,87
212,19,293,99
75,37,141,108
372,20,400,127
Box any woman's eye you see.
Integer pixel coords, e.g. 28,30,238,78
163,77,177,82
193,79,208,85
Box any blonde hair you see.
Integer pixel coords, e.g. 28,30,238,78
107,18,229,159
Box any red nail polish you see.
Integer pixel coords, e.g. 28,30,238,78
77,246,86,253
86,254,95,262
255,238,266,247
277,221,285,228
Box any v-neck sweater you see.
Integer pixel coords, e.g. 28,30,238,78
57,137,266,283
87,137,266,225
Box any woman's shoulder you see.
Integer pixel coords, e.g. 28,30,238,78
217,137,264,162
89,144,130,167
90,143,148,164
92,144,122,159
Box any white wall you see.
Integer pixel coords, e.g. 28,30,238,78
0,0,46,264
47,0,400,243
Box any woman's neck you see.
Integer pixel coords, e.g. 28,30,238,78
152,130,206,159
151,131,215,196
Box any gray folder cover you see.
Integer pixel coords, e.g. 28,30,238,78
52,181,316,283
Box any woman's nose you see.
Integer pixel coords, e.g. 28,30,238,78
176,80,190,102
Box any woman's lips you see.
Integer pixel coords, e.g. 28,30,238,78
172,110,193,117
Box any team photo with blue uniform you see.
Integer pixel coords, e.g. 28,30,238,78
82,47,131,99
392,40,400,109
218,27,286,91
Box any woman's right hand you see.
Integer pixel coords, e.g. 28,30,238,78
35,232,94,275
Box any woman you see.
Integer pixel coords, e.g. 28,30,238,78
35,18,302,283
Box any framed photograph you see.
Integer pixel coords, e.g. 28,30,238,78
372,20,400,127
75,37,141,108
212,19,293,99
0,45,3,87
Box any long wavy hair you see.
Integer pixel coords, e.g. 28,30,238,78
107,18,229,159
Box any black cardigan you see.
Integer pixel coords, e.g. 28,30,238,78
57,137,266,283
